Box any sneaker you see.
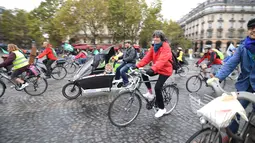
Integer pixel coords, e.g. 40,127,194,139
113,79,122,84
143,92,155,101
122,82,130,87
155,108,166,118
18,82,29,90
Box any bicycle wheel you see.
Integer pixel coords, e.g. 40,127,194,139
178,66,189,77
51,66,67,80
0,79,6,98
108,91,142,127
64,63,77,74
24,76,48,96
62,82,82,100
186,75,202,93
162,84,179,114
186,127,222,143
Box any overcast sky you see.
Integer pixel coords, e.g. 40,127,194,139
0,0,207,21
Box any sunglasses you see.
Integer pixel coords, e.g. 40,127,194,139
248,26,255,30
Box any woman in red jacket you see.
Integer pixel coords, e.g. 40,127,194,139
37,42,57,78
136,30,173,118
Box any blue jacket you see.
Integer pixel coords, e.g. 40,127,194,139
216,40,255,91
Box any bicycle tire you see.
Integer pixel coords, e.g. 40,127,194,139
65,63,77,74
51,66,67,80
24,76,48,96
62,82,82,100
186,75,202,93
108,91,141,127
162,84,179,114
178,66,189,77
186,127,222,143
0,79,6,98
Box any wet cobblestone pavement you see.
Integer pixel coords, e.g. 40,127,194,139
0,59,236,143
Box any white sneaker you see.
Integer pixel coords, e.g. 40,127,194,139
155,108,166,118
112,79,122,84
142,92,155,101
19,82,29,90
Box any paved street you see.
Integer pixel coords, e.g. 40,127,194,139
0,58,236,143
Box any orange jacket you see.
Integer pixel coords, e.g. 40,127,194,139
136,42,173,76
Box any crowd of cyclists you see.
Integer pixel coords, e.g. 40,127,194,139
0,18,254,142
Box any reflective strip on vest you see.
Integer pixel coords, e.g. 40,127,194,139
13,51,29,70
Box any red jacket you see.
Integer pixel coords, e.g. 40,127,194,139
75,52,86,59
38,47,57,60
197,51,222,67
136,42,173,76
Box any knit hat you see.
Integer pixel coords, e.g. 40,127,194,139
247,18,255,28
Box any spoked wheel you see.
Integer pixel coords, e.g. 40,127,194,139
62,82,82,100
186,128,222,143
0,79,6,98
108,91,141,127
162,84,179,114
64,63,77,74
186,75,202,93
51,66,67,80
178,66,189,77
24,76,48,96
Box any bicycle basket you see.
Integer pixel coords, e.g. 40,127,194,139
189,93,214,115
28,64,40,76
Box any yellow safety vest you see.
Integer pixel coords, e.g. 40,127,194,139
12,50,29,70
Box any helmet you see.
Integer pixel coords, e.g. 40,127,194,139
204,45,211,49
247,18,255,28
178,47,182,50
152,30,167,42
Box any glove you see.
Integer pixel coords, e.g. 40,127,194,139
146,68,155,76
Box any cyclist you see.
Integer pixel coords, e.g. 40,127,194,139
115,40,136,87
135,30,172,118
37,42,57,78
213,18,255,142
196,45,223,78
73,49,87,65
0,44,29,90
177,47,185,65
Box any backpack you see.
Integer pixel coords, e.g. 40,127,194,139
212,48,224,60
170,51,181,70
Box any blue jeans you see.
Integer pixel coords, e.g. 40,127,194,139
229,85,255,134
78,58,86,64
115,62,135,84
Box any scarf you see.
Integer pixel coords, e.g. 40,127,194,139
245,36,255,61
154,42,163,52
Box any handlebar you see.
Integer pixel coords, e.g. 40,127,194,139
207,78,255,103
129,67,150,77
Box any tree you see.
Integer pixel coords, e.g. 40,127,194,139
0,9,43,48
31,0,64,46
108,0,146,43
75,0,109,44
139,0,163,48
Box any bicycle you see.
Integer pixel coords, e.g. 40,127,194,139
186,66,226,93
35,59,67,80
108,68,179,127
0,67,48,97
186,78,255,143
175,64,189,77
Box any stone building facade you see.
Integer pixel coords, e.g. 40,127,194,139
178,0,255,53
